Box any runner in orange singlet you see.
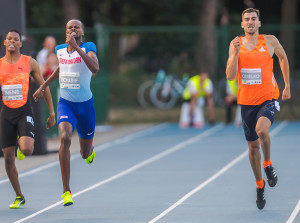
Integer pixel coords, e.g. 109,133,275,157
0,29,56,209
226,8,291,210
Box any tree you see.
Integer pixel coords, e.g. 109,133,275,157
280,0,298,77
61,0,80,24
195,0,218,79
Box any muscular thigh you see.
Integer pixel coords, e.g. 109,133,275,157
241,100,278,142
57,97,77,132
257,99,279,123
75,97,95,139
17,114,35,139
241,105,259,142
0,114,17,148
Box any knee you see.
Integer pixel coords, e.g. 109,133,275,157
256,127,268,140
4,155,15,168
249,144,260,156
60,132,72,147
21,146,34,156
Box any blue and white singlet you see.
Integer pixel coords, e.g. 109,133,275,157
55,42,97,102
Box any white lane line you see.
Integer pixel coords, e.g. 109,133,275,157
13,124,224,223
287,200,300,223
0,123,168,185
148,121,288,223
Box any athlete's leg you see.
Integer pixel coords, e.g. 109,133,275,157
79,138,93,159
76,96,95,159
58,122,73,193
18,136,34,156
248,140,263,181
2,146,24,197
255,116,272,162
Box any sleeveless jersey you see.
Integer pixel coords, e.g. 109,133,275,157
237,35,279,105
0,55,31,109
55,42,97,102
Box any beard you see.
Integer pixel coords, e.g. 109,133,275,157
246,31,255,35
245,27,257,35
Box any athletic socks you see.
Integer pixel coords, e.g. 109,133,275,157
263,160,272,169
255,179,264,189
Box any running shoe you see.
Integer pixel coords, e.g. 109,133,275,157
9,196,26,209
17,148,25,160
61,191,73,206
256,180,266,210
85,148,95,164
264,165,278,187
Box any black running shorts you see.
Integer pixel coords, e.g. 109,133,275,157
0,106,35,148
241,99,279,141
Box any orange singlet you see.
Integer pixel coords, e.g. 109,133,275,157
237,35,279,105
0,55,31,108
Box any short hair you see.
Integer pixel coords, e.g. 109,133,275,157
67,19,85,30
242,8,260,20
6,28,22,39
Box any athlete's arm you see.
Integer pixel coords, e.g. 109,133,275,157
33,67,59,101
30,58,56,129
226,37,240,81
267,35,291,100
67,36,99,74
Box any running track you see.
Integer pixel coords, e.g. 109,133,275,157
0,122,299,223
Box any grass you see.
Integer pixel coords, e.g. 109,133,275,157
105,104,300,124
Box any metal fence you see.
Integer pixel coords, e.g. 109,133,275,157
27,24,300,127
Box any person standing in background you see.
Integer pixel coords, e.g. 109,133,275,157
225,78,242,126
179,72,215,128
36,36,56,79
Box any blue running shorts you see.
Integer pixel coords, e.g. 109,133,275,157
241,99,280,141
57,96,95,139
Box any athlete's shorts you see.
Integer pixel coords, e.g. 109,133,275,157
0,109,35,148
241,99,280,141
57,96,95,139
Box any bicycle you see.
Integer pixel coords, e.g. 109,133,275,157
150,73,189,109
137,69,166,108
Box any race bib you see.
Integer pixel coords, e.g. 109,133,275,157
2,84,23,101
241,68,262,85
60,72,80,89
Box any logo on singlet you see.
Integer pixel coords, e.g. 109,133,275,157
259,47,266,52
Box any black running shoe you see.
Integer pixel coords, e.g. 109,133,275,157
264,165,278,187
256,180,266,210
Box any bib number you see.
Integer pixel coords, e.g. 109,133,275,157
60,72,80,89
2,84,23,101
241,68,262,85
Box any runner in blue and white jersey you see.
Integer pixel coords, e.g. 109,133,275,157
34,19,99,206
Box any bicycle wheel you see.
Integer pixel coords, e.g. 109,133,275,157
137,80,154,108
150,84,178,109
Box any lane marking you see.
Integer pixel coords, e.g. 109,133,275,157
14,124,224,223
0,123,168,185
286,200,300,223
148,121,288,223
